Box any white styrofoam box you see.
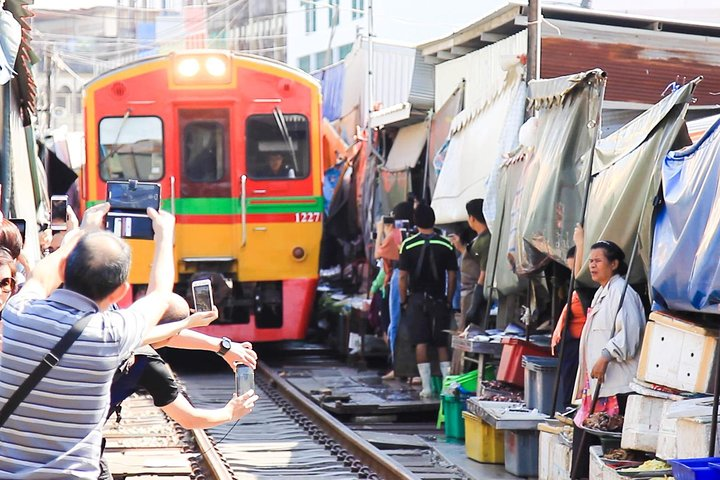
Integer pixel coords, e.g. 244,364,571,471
621,394,672,452
538,423,572,480
675,417,720,459
655,401,679,460
549,435,571,480
636,311,717,393
539,430,553,480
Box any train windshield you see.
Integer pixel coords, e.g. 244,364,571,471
99,116,164,181
246,113,310,180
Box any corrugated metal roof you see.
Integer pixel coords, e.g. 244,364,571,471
541,37,720,106
408,50,434,111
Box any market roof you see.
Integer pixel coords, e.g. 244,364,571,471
419,1,720,108
419,1,720,63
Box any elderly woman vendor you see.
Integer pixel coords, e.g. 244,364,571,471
573,240,646,475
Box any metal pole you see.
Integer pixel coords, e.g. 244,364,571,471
45,48,52,131
550,77,605,417
421,110,433,202
527,0,541,83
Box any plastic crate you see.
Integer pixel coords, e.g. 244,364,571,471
504,429,540,477
463,411,504,464
497,338,551,387
442,393,470,439
523,355,559,415
669,457,720,480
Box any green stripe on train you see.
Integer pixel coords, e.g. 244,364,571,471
86,196,324,215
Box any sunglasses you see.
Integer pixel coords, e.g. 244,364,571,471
0,277,16,293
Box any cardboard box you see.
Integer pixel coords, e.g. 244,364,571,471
621,394,672,452
636,311,717,393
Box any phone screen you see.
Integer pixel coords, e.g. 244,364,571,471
193,283,213,312
107,182,161,211
235,365,254,396
8,219,25,244
51,197,68,230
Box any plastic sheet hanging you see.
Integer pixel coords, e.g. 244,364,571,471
576,80,698,284
511,69,606,275
651,116,720,312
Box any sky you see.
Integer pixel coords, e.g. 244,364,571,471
30,0,720,23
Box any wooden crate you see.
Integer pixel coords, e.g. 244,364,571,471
636,311,717,393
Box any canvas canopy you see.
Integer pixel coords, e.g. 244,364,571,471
431,70,525,225
384,122,427,172
651,116,720,312
510,69,606,275
575,80,697,284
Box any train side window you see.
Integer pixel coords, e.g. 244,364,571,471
247,114,310,180
99,116,164,181
183,121,226,182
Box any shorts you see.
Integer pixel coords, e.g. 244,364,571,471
406,292,450,347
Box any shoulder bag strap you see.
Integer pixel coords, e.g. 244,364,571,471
0,313,94,428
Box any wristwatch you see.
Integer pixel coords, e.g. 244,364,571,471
217,336,232,357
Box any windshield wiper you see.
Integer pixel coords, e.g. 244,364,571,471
272,106,299,173
99,108,132,167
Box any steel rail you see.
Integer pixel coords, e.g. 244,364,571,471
257,361,416,480
192,427,236,480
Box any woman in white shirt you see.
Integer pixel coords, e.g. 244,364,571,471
572,240,646,477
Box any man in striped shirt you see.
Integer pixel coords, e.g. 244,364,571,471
0,203,175,479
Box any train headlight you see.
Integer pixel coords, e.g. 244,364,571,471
292,247,306,261
177,58,200,77
206,57,227,77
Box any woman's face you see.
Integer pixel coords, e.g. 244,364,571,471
0,264,14,311
588,248,617,286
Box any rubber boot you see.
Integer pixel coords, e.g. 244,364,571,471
439,361,451,381
418,362,432,398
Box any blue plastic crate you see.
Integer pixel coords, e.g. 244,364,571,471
669,457,720,480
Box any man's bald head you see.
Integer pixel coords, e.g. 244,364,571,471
160,293,191,324
64,230,131,301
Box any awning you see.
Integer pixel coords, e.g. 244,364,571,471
431,74,524,224
384,121,427,171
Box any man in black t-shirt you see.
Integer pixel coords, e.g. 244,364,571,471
399,203,457,397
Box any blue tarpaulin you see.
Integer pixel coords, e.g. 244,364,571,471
313,63,345,122
651,116,720,312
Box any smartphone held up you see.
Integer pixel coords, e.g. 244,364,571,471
105,180,161,240
50,195,68,233
192,279,214,312
235,364,254,396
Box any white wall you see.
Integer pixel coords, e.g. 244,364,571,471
286,0,498,72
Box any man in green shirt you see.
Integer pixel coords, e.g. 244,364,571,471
465,199,491,330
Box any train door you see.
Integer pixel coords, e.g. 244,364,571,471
175,108,234,269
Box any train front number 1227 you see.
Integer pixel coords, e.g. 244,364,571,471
295,212,322,223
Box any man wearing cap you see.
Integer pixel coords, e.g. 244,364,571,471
398,203,458,397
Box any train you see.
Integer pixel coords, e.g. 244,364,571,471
81,50,324,342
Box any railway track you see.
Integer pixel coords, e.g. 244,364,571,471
178,361,471,480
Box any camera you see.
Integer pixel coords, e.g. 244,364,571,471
50,195,68,233
191,279,214,312
105,180,160,240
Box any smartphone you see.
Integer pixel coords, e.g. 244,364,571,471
192,279,214,312
106,181,161,240
235,364,254,396
7,218,26,244
107,181,161,211
50,195,68,232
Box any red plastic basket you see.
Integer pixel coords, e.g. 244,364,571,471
497,337,551,386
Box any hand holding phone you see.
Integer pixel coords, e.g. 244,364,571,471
50,195,68,232
192,279,214,312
